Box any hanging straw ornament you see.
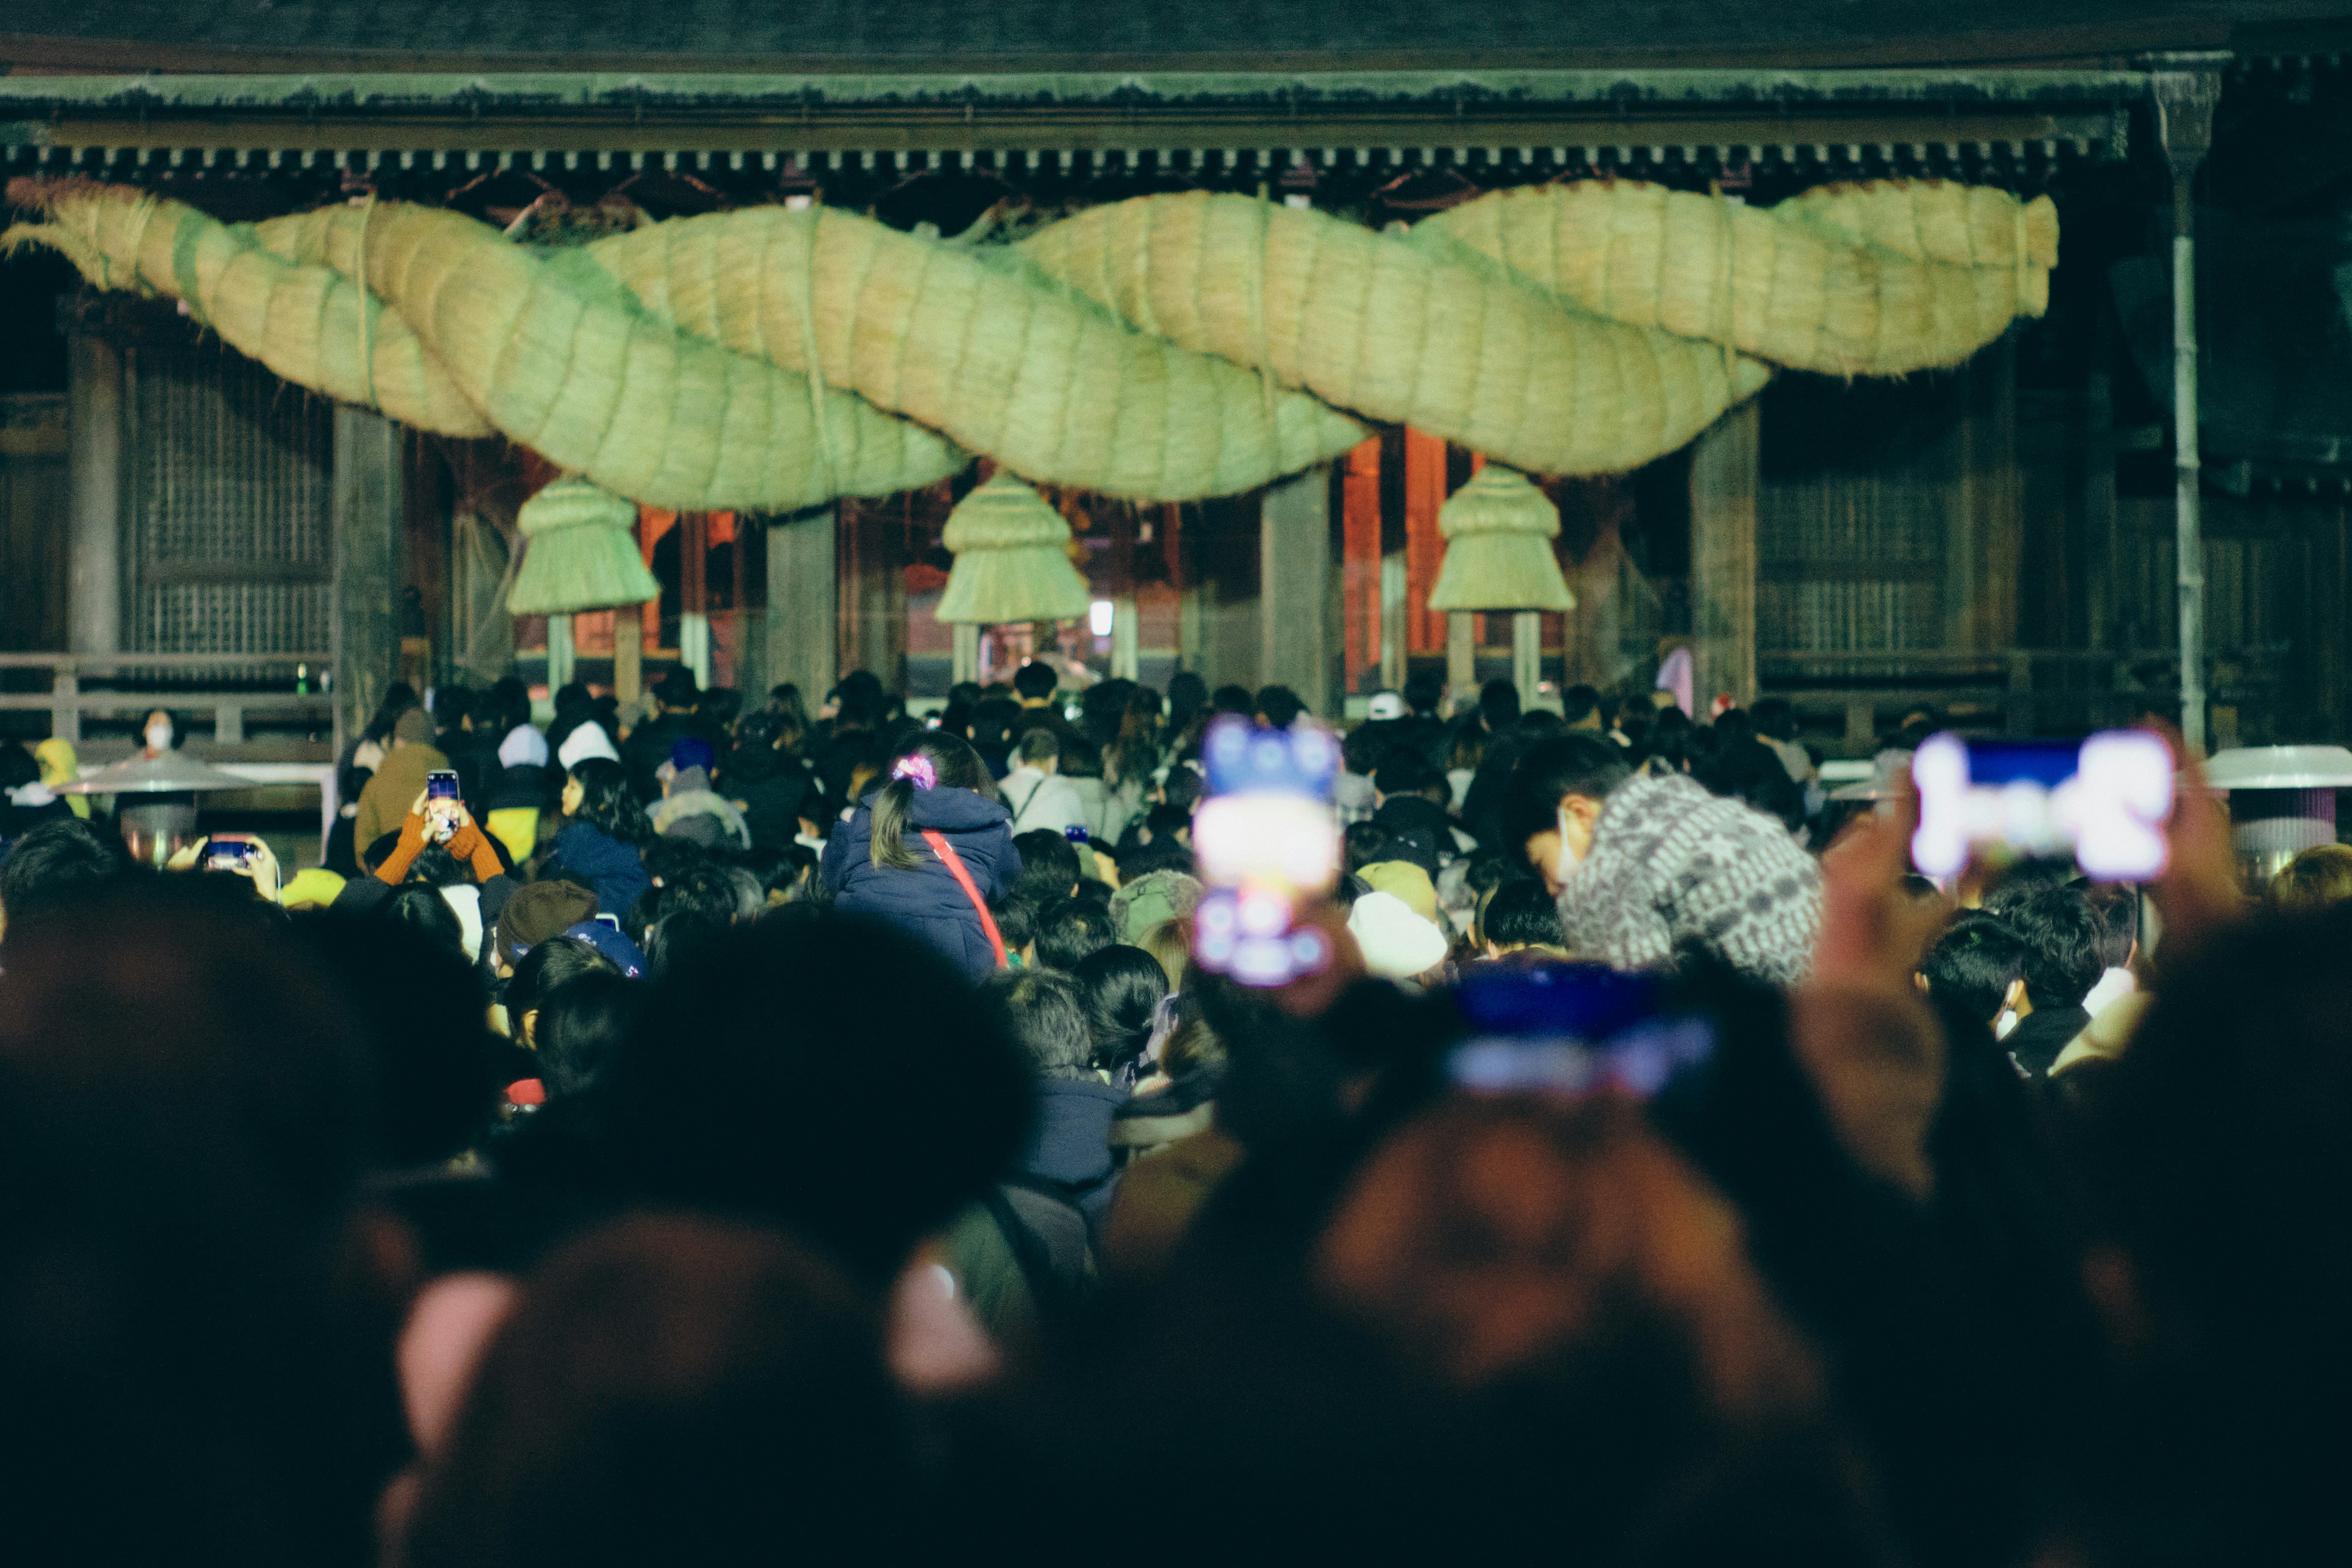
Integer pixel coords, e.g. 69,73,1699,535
507,477,661,615
934,472,1095,627
1427,466,1577,613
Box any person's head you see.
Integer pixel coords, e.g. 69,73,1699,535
363,681,421,744
2082,881,2141,971
1559,684,1602,729
532,970,640,1096
1479,876,1569,957
1012,660,1059,704
984,967,1092,1081
1159,763,1204,813
1071,943,1169,1078
966,695,1022,756
1137,916,1195,991
1750,696,1798,743
1343,821,1395,878
562,757,650,843
665,735,718,786
1918,910,2027,1027
1035,895,1117,973
2269,843,2352,916
1166,671,1208,728
399,1214,913,1567
0,888,396,1565
869,734,997,871
0,816,120,943
1477,679,1520,733
504,935,620,1047
2006,886,2103,1012
767,682,811,733
1373,753,1448,808
393,706,435,748
654,666,700,714
1016,727,1061,774
601,912,1030,1283
1211,684,1256,717
382,883,468,959
1503,735,1634,893
140,707,179,753
1403,668,1445,717
1011,828,1082,902
1256,685,1306,730
1692,737,1805,835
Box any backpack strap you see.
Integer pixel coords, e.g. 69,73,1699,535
978,1185,1069,1319
920,828,1008,969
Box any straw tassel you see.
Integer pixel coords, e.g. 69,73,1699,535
506,477,661,616
1427,466,1577,614
934,472,1095,627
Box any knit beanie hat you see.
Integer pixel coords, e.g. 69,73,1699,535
1347,890,1450,981
499,723,551,769
497,879,598,964
394,707,434,745
669,735,717,775
1110,870,1204,943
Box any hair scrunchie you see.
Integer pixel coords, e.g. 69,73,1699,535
891,755,938,790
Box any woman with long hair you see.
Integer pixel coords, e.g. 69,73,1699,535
543,757,652,920
820,733,1018,979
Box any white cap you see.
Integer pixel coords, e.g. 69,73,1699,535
1365,692,1408,722
556,722,620,769
498,723,550,769
1346,889,1450,980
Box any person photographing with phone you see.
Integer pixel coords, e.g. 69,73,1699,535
354,706,450,873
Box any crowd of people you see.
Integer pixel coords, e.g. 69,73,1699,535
1,656,2346,1567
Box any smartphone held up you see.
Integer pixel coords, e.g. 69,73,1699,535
1190,715,1343,987
1910,729,2174,884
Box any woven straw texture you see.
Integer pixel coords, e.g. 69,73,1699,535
507,477,663,614
933,472,1094,625
1422,178,2059,378
1427,465,1577,612
9,175,2056,512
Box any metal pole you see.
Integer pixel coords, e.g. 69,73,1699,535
2149,58,2226,754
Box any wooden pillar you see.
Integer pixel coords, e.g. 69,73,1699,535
1447,613,1477,706
1956,336,2021,653
1512,611,1542,710
677,510,711,689
838,497,907,689
331,407,402,755
1109,504,1141,682
612,612,643,706
546,614,575,690
951,624,982,684
765,504,837,705
66,333,124,663
1689,402,1760,712
1259,464,1334,717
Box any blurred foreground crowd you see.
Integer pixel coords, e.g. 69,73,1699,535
0,662,2345,1567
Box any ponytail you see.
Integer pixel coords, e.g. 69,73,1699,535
869,776,922,870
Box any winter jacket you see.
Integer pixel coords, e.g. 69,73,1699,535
354,741,450,867
2003,1004,2091,1079
821,786,1020,979
1555,769,1822,985
648,767,753,850
728,753,824,849
545,822,650,923
1001,764,1088,835
940,1075,1125,1335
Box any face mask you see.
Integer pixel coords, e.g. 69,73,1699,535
145,722,172,752
1551,802,1587,885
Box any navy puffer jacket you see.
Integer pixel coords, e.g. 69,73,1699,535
821,786,1021,979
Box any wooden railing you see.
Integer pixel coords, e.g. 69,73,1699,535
0,652,334,745
1760,646,2283,750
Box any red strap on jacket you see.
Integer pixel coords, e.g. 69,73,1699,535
921,829,1008,970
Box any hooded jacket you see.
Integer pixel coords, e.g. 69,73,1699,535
649,766,753,850
821,785,1020,979
545,821,651,924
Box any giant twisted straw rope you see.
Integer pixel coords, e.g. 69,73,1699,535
5,175,2056,509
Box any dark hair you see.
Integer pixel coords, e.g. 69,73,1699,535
1071,943,1169,1077
603,913,1030,1283
401,1214,913,1568
362,680,421,744
507,935,620,1036
382,884,467,958
1016,728,1061,766
1011,828,1081,902
1166,671,1208,730
1160,764,1204,813
984,967,1092,1080
2082,881,2141,967
1117,834,1197,883
1751,696,1799,742
869,734,997,871
1482,878,1567,951
990,891,1039,953
1403,668,1445,716
768,682,812,734
0,817,121,935
567,757,651,845
1559,683,1601,726
1502,735,1633,850
1374,754,1446,802
967,695,1022,754
1255,684,1306,729
534,970,640,1096
1692,737,1806,834
1479,679,1521,732
1211,684,1255,715
0,741,39,793
1918,911,2026,1025
1013,661,1060,702
1343,822,1395,877
1711,706,1756,744
1035,896,1117,972
2005,887,2103,1012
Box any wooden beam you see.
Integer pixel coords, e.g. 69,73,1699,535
1259,464,1335,717
1689,401,1760,711
65,333,123,664
764,504,837,707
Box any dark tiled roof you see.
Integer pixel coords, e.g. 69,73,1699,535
4,1,2350,73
